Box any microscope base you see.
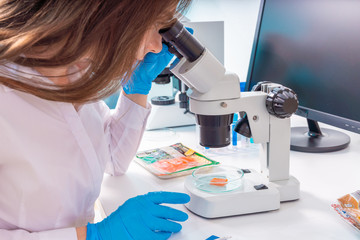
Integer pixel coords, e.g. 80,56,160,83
184,170,299,218
269,176,300,202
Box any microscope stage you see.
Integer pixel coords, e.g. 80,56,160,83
184,169,281,218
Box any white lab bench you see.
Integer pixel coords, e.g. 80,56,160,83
98,116,360,240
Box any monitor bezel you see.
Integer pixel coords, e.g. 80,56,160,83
245,0,360,134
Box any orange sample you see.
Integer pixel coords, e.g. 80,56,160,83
210,177,228,186
151,156,200,174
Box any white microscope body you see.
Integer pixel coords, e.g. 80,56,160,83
162,20,300,218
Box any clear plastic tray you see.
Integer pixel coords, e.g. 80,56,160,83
192,165,244,193
135,143,219,178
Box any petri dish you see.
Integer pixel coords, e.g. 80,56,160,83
192,165,244,193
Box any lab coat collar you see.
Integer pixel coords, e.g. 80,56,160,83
0,61,83,93
0,61,55,92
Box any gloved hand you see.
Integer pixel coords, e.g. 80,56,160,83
86,191,191,240
186,27,194,35
123,44,174,95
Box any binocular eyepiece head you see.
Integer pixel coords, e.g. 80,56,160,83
159,19,205,63
160,20,233,148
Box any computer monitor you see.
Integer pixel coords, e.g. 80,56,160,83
246,0,360,153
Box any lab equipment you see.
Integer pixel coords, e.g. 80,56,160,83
87,191,190,240
192,165,244,193
146,21,225,130
247,0,360,153
123,43,174,95
146,81,195,130
135,143,219,178
160,19,300,217
231,113,238,147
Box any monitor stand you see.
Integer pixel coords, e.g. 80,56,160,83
290,119,350,153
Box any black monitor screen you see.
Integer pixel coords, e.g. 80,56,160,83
246,0,360,136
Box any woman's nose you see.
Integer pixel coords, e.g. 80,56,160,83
146,31,163,54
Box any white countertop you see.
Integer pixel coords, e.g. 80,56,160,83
99,116,360,240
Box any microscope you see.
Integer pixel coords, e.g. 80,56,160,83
160,20,300,218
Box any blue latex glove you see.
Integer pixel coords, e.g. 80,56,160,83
123,44,174,95
186,27,194,35
86,191,190,240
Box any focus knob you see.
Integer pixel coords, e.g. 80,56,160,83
251,81,271,91
266,86,298,118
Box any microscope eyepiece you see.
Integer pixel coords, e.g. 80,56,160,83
160,20,205,62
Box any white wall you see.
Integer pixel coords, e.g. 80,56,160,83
185,0,261,82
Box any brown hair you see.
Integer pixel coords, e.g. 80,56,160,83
0,0,192,103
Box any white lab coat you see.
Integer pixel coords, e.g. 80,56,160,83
0,63,151,239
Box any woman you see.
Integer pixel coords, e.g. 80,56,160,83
0,0,193,239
